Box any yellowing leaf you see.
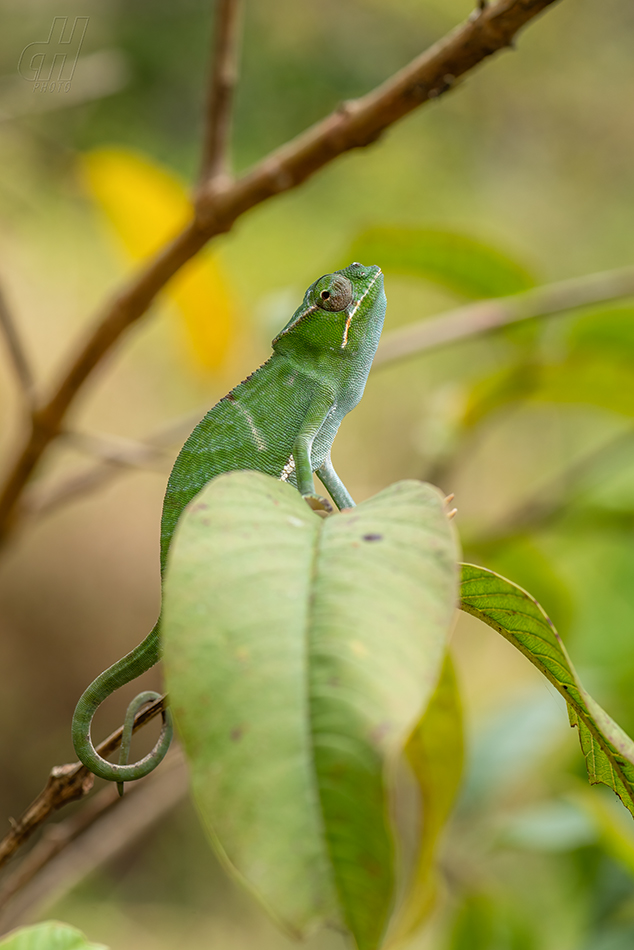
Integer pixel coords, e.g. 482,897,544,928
80,148,235,370
168,254,234,372
387,654,464,947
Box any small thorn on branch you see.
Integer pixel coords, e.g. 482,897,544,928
199,0,243,187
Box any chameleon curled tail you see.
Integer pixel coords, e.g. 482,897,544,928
71,263,386,786
71,623,172,787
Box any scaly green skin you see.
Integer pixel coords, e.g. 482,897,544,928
72,262,387,783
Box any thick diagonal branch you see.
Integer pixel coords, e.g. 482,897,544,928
0,0,562,543
199,0,243,184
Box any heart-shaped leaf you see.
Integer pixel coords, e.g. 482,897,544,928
162,472,459,950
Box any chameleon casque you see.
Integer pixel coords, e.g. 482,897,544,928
72,261,387,784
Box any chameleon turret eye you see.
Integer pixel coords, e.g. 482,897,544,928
315,274,353,312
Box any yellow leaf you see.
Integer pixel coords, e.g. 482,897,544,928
81,147,235,370
387,654,464,947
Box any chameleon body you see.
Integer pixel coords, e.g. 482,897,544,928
72,262,386,784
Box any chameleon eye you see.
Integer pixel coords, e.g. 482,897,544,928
315,275,353,312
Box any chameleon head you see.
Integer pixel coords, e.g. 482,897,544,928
272,262,386,354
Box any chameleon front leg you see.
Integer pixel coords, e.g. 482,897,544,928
316,454,355,510
293,387,337,510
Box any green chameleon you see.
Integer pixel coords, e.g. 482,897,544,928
72,261,386,785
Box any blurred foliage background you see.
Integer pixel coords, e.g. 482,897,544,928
2,0,634,947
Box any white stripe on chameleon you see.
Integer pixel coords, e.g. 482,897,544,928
341,268,382,349
235,403,267,451
280,456,296,481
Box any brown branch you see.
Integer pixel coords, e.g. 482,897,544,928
373,265,634,368
0,695,166,871
0,749,187,934
199,0,243,185
0,283,34,404
0,0,562,546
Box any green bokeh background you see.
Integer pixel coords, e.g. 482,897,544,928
2,1,634,948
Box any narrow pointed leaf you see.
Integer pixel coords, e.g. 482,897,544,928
0,921,107,950
347,227,534,299
459,564,634,817
387,654,464,947
162,472,459,950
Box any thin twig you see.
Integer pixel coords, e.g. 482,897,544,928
0,749,188,934
62,430,172,466
199,0,243,185
22,408,206,520
0,0,562,545
0,695,166,871
0,283,34,403
373,265,634,368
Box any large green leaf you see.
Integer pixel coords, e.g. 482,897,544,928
386,654,464,947
0,922,107,950
459,564,634,817
347,227,534,299
162,472,459,950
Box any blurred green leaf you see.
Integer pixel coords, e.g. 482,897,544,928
460,564,634,818
530,358,634,417
449,892,536,950
387,654,464,947
347,227,535,299
464,356,634,429
571,784,634,877
567,306,634,359
163,471,459,950
463,362,539,428
0,921,107,950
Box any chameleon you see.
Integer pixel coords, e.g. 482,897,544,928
72,261,387,785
